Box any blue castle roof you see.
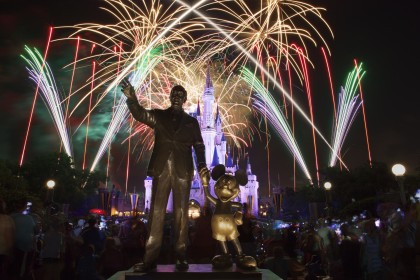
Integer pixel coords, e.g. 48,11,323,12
211,146,219,167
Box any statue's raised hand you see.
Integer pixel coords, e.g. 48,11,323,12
199,166,210,187
121,78,136,100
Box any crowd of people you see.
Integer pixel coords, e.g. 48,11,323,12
0,197,149,280
0,196,419,280
258,204,419,280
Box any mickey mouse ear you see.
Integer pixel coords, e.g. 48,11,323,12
211,164,226,181
235,170,248,186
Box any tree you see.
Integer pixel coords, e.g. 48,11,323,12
9,152,106,215
0,160,42,213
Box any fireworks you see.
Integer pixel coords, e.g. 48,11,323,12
19,0,371,188
196,0,333,81
240,67,312,183
22,46,73,159
329,64,365,167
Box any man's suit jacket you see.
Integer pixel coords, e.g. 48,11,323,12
127,98,206,180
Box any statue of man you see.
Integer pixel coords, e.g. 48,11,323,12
121,79,210,271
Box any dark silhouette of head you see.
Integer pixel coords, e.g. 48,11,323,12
87,218,97,227
170,85,187,111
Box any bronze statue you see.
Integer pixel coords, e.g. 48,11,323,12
121,79,210,272
199,164,257,270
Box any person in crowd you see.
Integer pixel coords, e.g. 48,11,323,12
301,225,323,265
61,222,83,280
317,218,337,274
9,196,37,280
38,222,65,280
76,244,103,280
73,219,85,238
188,206,217,263
283,225,298,258
238,203,257,258
338,223,363,280
0,197,15,279
361,219,384,280
80,218,104,254
118,217,147,267
383,210,417,279
262,246,289,279
97,237,124,278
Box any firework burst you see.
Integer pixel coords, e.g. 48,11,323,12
197,0,333,81
329,64,365,167
21,46,73,158
240,67,312,183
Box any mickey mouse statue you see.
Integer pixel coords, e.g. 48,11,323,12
199,164,257,270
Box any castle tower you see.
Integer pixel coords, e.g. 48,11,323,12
144,176,152,212
201,65,217,167
214,105,226,166
240,156,259,217
144,176,173,213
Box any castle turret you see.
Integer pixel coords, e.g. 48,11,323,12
196,100,201,125
144,176,153,212
211,146,220,167
240,155,259,217
202,65,215,129
201,65,217,166
215,104,222,135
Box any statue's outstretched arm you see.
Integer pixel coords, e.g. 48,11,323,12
121,78,156,128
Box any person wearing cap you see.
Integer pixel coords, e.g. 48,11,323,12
121,79,210,272
80,218,103,254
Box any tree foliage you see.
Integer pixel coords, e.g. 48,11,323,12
0,153,106,215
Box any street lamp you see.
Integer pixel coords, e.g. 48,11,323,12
46,180,56,189
392,163,406,207
46,179,56,202
323,181,332,217
323,181,332,191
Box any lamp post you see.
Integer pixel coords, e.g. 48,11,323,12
392,163,406,207
46,179,56,202
323,181,332,217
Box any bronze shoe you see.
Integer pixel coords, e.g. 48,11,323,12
211,254,233,269
133,262,156,273
236,254,257,270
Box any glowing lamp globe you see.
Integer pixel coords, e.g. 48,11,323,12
324,181,332,190
46,180,56,189
392,164,406,177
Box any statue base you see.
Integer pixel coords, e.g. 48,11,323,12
126,264,261,280
107,264,282,280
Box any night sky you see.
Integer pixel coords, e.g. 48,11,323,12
1,0,419,194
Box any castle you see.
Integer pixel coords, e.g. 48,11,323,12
143,67,260,217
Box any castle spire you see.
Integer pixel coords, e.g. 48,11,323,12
211,146,219,167
247,155,252,175
202,63,215,129
205,63,213,89
215,102,222,127
196,100,200,116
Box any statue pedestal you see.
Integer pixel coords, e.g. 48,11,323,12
125,264,261,280
107,264,282,280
